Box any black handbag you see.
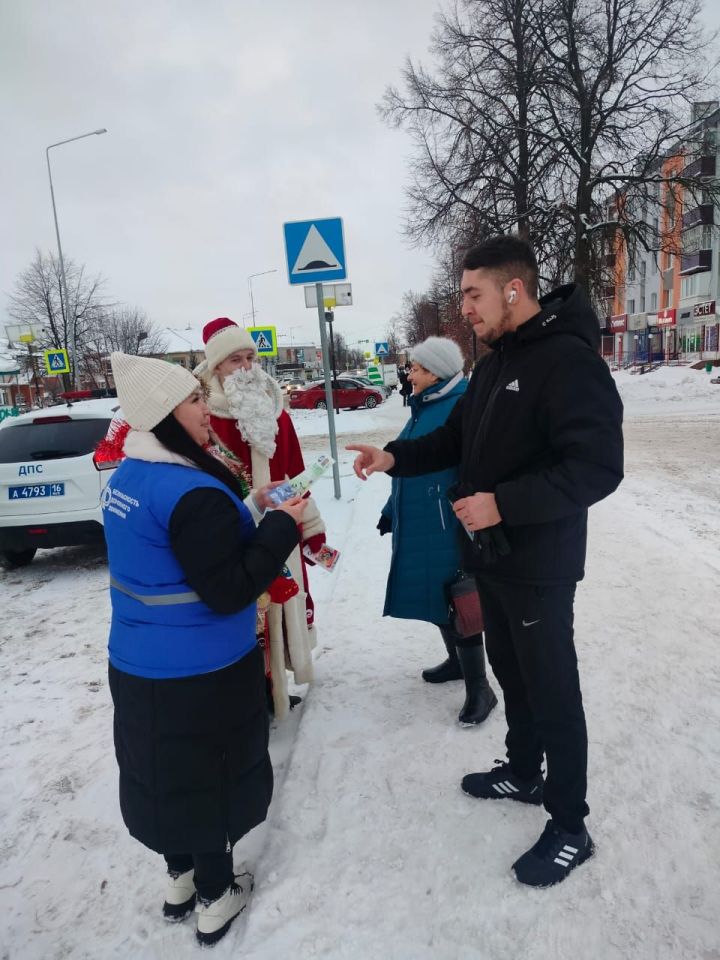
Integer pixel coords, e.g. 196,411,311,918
447,571,484,638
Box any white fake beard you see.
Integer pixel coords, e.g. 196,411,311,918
222,366,279,459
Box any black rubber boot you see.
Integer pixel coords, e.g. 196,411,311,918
456,643,498,725
422,632,463,683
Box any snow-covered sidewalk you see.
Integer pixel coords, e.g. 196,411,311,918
1,375,719,959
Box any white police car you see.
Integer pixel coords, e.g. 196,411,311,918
0,398,121,567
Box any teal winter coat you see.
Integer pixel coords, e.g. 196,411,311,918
382,374,467,624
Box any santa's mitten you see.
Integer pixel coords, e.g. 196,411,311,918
267,565,299,604
302,533,326,565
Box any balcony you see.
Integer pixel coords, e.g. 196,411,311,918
683,155,717,178
679,249,712,275
601,286,616,301
682,204,715,230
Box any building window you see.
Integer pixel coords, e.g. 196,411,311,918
651,292,658,311
640,261,647,278
640,293,646,312
627,299,636,315
651,257,658,276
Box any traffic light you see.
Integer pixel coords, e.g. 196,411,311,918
324,310,334,323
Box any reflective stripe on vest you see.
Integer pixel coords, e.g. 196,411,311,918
110,575,201,606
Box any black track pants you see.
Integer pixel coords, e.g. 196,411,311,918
476,578,589,832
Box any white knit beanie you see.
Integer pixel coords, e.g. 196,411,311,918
202,317,256,373
410,337,464,381
110,352,201,431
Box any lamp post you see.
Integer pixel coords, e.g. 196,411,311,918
247,269,278,326
46,128,107,389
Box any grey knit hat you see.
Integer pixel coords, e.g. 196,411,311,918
410,337,464,381
110,352,200,431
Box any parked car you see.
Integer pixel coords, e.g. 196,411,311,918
288,378,384,411
352,375,392,399
280,378,308,394
0,398,121,567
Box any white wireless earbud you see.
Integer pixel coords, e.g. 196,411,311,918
507,290,517,304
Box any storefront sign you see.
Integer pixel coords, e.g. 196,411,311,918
656,308,676,327
693,300,716,319
627,312,648,331
609,313,628,332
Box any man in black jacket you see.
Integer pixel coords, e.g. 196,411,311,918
348,236,623,888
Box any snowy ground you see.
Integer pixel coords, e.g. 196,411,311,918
1,367,719,959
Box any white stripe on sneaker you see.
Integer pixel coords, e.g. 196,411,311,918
556,851,573,862
562,845,579,854
493,783,511,794
553,857,571,867
505,782,520,793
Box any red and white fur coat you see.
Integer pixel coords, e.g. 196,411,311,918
195,360,325,719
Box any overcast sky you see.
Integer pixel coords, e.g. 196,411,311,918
2,0,719,352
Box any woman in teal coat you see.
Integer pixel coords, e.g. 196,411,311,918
378,337,497,725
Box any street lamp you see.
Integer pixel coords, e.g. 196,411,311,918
46,127,107,389
247,269,277,326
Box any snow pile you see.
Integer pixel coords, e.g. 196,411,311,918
1,393,718,959
614,364,719,418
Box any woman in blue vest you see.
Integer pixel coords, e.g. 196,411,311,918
105,352,307,946
377,337,497,726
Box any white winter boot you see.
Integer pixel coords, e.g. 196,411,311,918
162,868,196,922
195,873,253,946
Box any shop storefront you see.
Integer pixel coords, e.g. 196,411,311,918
627,312,648,363
677,300,719,360
656,309,677,361
609,313,628,364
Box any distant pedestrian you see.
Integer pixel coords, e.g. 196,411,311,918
349,235,623,887
378,336,496,726
399,365,412,406
104,352,307,945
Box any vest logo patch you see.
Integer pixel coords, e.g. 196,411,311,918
505,379,520,392
101,483,140,520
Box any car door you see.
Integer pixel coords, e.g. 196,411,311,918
336,380,360,408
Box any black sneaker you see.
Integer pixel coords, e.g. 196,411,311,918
512,820,594,887
461,760,544,805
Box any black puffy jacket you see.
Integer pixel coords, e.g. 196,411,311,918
384,284,624,584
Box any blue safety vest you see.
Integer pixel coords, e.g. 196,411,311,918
103,459,257,679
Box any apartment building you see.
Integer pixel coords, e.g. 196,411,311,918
602,101,720,366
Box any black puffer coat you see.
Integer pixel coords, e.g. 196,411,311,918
385,284,624,585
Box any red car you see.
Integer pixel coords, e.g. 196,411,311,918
288,377,384,410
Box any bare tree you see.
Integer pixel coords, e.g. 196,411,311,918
532,0,720,293
81,308,168,388
381,0,571,287
7,250,110,358
382,0,719,296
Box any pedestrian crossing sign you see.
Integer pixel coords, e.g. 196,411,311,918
246,326,278,357
283,217,347,285
375,342,389,357
44,348,70,375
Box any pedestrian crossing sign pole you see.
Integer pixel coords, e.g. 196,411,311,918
43,348,70,375
246,326,278,357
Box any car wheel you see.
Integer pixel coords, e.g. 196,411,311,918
364,395,378,409
315,400,327,410
2,548,37,568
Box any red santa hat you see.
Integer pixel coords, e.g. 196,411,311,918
202,317,256,373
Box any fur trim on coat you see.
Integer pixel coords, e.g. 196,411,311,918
194,360,320,720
